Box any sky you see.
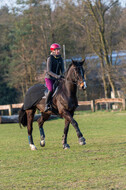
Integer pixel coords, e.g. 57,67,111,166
0,0,126,8
0,0,53,8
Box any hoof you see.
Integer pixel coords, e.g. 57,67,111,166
40,138,45,147
30,144,37,150
79,137,86,145
63,144,70,149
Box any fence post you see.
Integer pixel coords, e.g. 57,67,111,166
106,103,109,111
122,99,126,110
91,100,95,112
8,105,12,116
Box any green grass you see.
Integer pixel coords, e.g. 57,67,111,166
0,111,126,190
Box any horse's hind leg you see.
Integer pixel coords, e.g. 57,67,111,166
62,119,70,149
26,109,37,150
37,112,50,148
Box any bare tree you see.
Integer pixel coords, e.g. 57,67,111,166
68,0,121,98
86,0,120,98
8,0,53,98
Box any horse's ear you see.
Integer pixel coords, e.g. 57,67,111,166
80,59,85,65
71,59,76,66
71,59,75,64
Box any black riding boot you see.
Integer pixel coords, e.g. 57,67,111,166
44,90,53,112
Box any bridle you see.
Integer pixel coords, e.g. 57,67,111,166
63,65,87,89
72,66,87,89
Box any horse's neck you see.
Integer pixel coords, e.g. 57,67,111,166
65,79,77,97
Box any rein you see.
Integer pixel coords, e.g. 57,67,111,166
65,79,86,88
59,77,82,87
61,68,79,85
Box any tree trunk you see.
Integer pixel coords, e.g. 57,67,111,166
87,0,116,98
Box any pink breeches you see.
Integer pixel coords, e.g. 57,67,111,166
45,78,54,92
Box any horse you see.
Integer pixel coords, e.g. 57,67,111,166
19,60,87,150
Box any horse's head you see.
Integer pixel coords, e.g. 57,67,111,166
69,59,87,90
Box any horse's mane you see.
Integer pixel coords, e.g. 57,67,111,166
59,60,82,88
64,63,73,77
58,62,74,89
64,60,81,77
57,64,73,90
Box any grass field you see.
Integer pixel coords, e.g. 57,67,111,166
0,111,126,190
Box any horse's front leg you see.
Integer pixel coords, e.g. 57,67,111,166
26,110,37,150
62,119,70,149
62,110,86,146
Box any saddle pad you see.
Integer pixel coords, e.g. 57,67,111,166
24,83,46,110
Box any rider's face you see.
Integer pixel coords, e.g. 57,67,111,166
54,49,60,55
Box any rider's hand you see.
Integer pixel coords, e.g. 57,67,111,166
57,75,63,79
57,75,61,79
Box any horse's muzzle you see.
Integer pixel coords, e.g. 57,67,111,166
80,80,87,90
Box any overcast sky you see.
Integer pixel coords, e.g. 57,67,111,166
0,0,126,8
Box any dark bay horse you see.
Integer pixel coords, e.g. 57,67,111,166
19,60,87,150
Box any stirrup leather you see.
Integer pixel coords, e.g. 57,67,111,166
44,104,52,112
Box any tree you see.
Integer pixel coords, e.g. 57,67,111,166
116,7,126,95
8,0,53,99
0,6,18,104
76,0,122,98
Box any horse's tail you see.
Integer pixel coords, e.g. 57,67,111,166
19,105,27,128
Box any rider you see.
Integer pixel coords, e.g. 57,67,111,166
44,43,65,112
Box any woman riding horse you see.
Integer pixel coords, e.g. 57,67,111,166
19,60,87,150
44,43,65,112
